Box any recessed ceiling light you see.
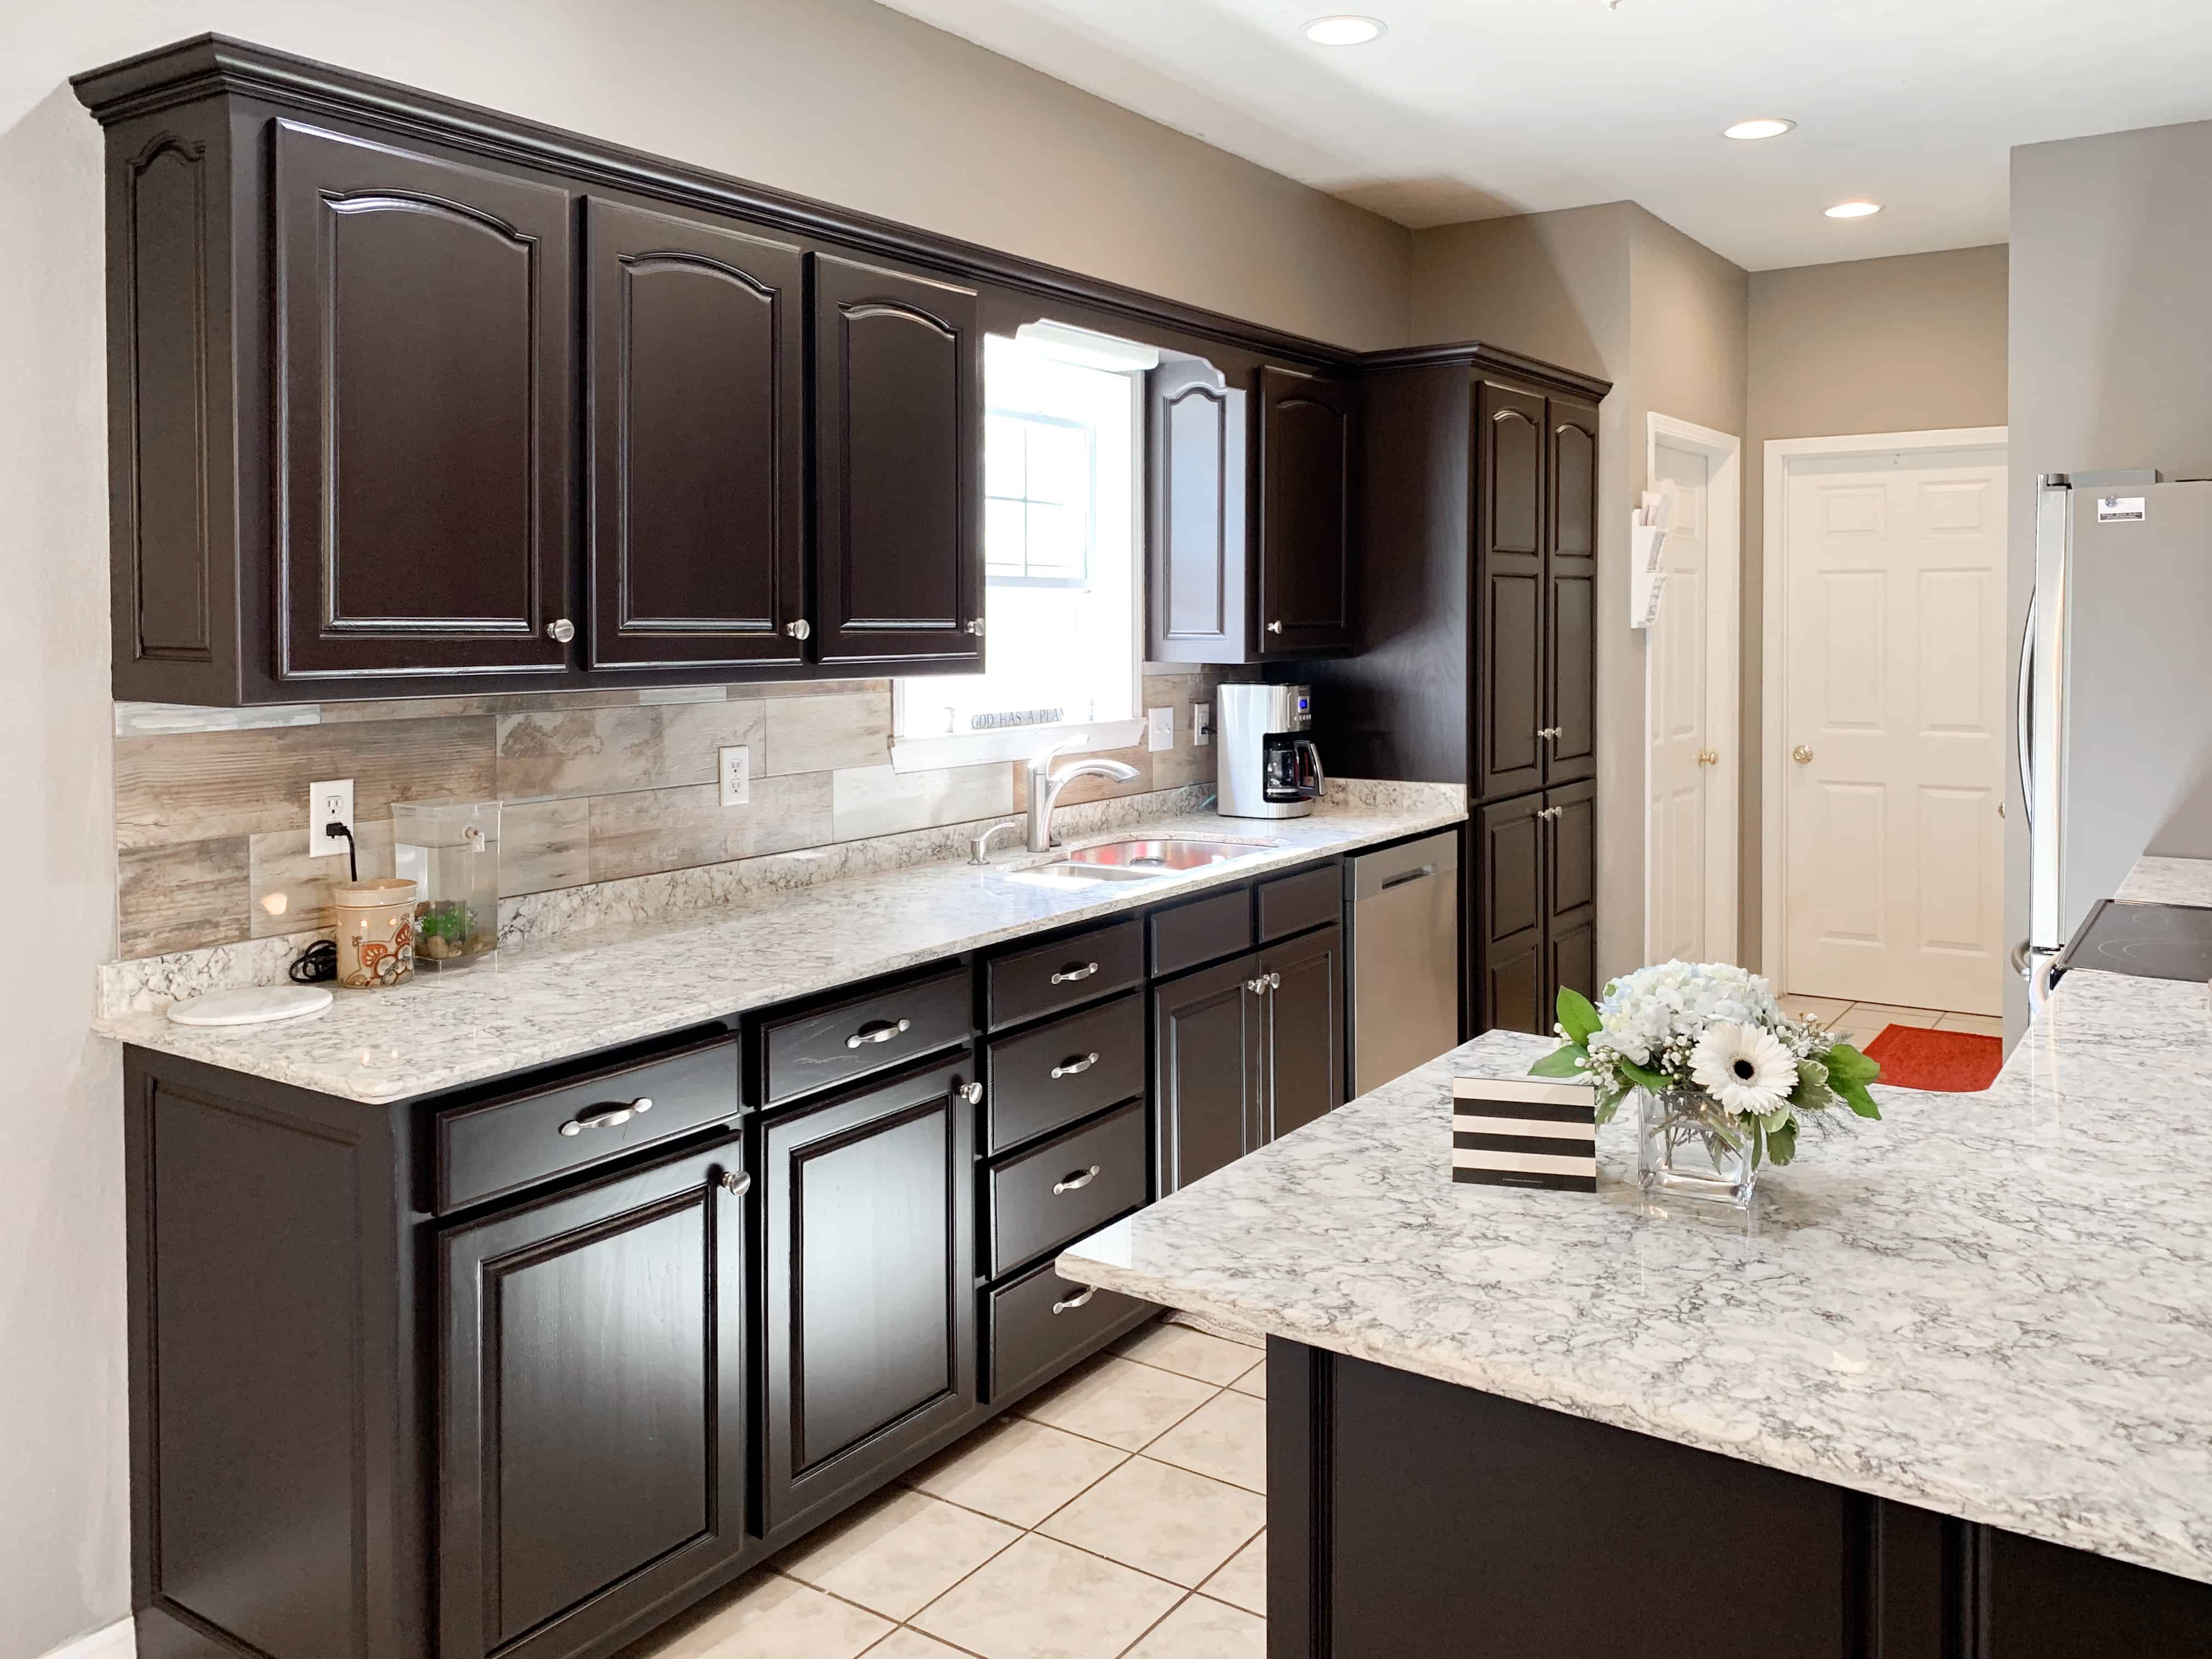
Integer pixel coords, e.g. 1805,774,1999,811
1723,117,1795,141
1824,200,1883,219
1305,15,1385,45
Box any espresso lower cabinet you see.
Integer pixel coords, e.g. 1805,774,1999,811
1263,923,1345,1141
763,1056,978,1536
439,1137,751,1659
1476,785,1592,1035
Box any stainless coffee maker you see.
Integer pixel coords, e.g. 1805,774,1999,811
1217,684,1324,819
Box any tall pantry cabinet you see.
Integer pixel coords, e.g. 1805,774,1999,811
1302,345,1610,1038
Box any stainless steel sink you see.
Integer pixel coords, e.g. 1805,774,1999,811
1001,837,1274,886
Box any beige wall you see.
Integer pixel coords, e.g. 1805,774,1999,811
1,2,1412,1651
1745,245,2010,968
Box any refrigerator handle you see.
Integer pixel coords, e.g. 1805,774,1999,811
2015,589,2036,830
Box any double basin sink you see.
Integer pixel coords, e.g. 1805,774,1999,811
1003,837,1276,887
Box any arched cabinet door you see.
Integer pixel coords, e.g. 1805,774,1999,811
1545,399,1600,785
1256,364,1357,657
813,254,982,667
272,121,572,680
584,199,805,669
1476,381,1548,802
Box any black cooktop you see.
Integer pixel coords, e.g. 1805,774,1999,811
2055,899,2212,983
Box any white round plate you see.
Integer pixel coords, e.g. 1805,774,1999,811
166,984,335,1027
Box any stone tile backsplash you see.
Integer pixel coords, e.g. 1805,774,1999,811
110,672,1232,961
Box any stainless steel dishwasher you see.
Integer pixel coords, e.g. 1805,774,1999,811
1344,831,1461,1097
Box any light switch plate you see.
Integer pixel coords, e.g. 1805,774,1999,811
718,745,751,807
309,779,355,856
1193,703,1212,747
1147,706,1175,752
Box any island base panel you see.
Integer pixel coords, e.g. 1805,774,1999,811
1265,1339,2212,1659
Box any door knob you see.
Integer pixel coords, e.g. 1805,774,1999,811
545,617,575,644
1697,748,1719,766
1792,744,1814,764
785,618,811,641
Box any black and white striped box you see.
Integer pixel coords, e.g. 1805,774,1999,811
1451,1076,1598,1192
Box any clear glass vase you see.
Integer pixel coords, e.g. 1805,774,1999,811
1637,1086,1758,1210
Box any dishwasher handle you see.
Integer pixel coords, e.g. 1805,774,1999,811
1379,863,1437,893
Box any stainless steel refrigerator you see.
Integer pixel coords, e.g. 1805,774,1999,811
2021,472,2212,995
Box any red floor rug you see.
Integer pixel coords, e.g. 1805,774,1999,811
1863,1024,2002,1092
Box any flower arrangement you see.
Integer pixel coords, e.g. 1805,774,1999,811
1530,962,1881,1169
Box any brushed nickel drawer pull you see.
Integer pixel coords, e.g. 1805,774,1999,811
719,1170,752,1197
1050,1052,1100,1080
1050,961,1101,985
1053,1165,1102,1195
560,1097,652,1137
847,1018,912,1049
1052,1286,1098,1314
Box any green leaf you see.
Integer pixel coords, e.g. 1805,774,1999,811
1836,1076,1883,1120
1593,1092,1624,1126
1825,1043,1881,1086
1746,1121,1764,1170
1767,1120,1799,1165
1530,1043,1588,1079
1555,986,1603,1046
1616,1056,1670,1094
1791,1057,1837,1115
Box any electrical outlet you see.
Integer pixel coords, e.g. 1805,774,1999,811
718,745,751,807
309,779,355,856
1147,706,1175,752
1193,703,1212,747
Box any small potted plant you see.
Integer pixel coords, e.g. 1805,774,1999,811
1530,963,1882,1209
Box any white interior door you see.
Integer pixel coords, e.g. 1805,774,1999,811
1781,449,2007,1013
1646,422,1740,967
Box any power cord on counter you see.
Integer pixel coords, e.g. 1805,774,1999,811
287,821,358,986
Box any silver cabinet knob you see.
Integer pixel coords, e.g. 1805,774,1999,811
545,618,575,644
1245,976,1270,995
1267,620,1284,635
965,618,986,636
785,618,812,641
719,1170,752,1197
957,1081,984,1105
1539,726,1564,740
1793,744,1815,764
1052,1165,1102,1195
1267,972,1282,991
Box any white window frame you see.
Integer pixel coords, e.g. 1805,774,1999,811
890,324,1156,773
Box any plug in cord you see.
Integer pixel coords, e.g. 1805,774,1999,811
326,821,358,883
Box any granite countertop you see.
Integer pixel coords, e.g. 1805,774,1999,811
95,796,1463,1104
2115,853,2212,908
1062,967,2212,1587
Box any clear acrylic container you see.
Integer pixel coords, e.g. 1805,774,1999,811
391,800,501,971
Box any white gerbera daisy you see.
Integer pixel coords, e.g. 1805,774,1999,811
1689,1021,1796,1116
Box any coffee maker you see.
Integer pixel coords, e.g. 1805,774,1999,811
1217,684,1324,819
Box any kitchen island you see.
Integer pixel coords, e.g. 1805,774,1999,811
1060,968,2212,1657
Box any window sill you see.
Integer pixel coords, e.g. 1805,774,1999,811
888,718,1146,775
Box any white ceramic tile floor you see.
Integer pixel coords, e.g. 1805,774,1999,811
1784,998,1994,1051
617,1318,1268,1659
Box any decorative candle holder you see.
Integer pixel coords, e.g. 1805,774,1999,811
331,878,416,989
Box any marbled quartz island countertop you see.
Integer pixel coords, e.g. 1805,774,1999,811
1062,967,2212,1587
2115,853,2212,907
94,794,1462,1104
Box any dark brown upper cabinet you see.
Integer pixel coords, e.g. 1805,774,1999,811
1545,399,1601,786
1146,362,1248,664
585,199,806,670
1255,364,1357,657
1477,380,1548,802
813,254,983,668
274,120,574,682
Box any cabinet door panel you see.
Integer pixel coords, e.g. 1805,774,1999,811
1478,794,1547,1035
1148,364,1248,663
439,1137,749,1659
1477,382,1547,799
1257,365,1356,656
1263,922,1345,1142
274,121,571,680
814,254,981,665
1154,954,1263,1195
585,199,804,668
1545,780,1598,1012
764,1058,977,1533
1545,400,1600,785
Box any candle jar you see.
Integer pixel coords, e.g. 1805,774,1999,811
391,800,501,971
331,878,417,989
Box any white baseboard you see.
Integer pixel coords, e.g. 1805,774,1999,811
38,1618,133,1659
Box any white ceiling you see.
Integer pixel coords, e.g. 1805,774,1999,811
873,0,2212,270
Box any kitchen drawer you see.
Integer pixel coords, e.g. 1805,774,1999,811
988,917,1144,1032
985,1256,1150,1406
764,966,971,1106
984,991,1146,1155
987,1097,1148,1279
1149,887,1255,979
435,1028,741,1212
1257,860,1340,943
